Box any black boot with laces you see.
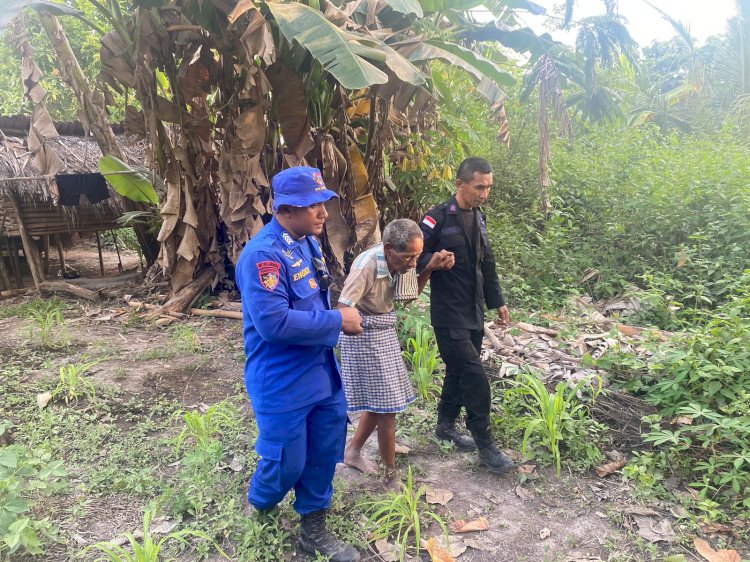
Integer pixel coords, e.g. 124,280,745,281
298,510,360,562
435,421,477,451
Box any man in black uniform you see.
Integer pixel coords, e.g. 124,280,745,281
416,157,514,474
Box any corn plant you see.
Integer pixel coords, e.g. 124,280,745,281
28,307,68,348
513,371,602,475
173,401,237,453
361,467,447,561
402,326,439,401
83,508,226,561
53,360,100,404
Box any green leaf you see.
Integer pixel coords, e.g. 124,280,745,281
356,38,426,85
0,446,21,468
417,0,484,12
405,39,514,103
383,0,423,17
266,2,388,90
98,156,159,205
0,0,81,31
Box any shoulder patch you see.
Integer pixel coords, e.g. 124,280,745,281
422,215,437,229
257,260,281,291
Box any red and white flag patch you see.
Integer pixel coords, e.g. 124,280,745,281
422,216,436,229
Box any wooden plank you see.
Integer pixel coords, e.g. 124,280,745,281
39,281,99,301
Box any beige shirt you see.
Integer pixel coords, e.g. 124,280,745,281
338,244,395,315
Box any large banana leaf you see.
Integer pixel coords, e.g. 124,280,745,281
383,0,423,17
416,0,483,11
0,0,80,31
354,36,427,85
266,2,388,90
405,39,514,102
99,156,159,205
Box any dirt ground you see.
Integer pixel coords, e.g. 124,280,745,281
2,244,746,562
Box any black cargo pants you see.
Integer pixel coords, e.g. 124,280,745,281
433,327,492,446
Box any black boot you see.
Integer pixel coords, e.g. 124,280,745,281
299,510,360,562
435,421,477,451
476,442,515,474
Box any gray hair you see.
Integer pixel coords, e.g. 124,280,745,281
382,219,423,251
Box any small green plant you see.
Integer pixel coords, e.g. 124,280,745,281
84,508,226,561
361,467,447,561
173,401,238,453
0,423,67,557
402,326,439,401
53,359,100,404
170,324,201,354
512,370,602,475
28,306,68,348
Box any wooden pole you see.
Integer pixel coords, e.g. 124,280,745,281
95,231,105,276
111,230,123,273
10,196,43,291
10,238,22,288
43,235,50,275
55,234,66,272
0,251,10,291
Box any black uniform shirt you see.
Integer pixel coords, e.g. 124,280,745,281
417,196,505,330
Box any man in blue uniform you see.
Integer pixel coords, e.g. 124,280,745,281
236,166,363,562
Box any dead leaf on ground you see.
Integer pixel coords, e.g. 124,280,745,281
595,458,627,478
539,527,551,540
450,517,489,533
518,464,537,476
464,537,494,552
374,538,399,562
699,522,743,539
623,506,660,516
566,558,602,561
426,536,455,562
85,307,102,317
394,443,411,454
425,488,454,506
422,535,466,558
632,516,676,543
671,416,694,425
515,484,535,500
36,392,52,409
694,537,741,562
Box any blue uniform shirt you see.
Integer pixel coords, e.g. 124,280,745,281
236,217,343,414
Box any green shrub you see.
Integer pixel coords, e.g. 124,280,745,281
0,423,67,557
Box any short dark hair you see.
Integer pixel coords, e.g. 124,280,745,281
456,157,492,183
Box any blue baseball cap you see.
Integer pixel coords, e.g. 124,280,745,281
272,166,338,212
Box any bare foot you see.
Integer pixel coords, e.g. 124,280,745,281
344,449,378,474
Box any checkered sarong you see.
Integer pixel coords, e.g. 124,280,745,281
340,311,416,413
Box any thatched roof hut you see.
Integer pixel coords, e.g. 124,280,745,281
0,124,148,290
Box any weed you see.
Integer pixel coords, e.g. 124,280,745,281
53,359,100,404
361,467,447,561
28,306,69,348
84,508,226,561
402,325,439,401
173,401,239,453
0,424,67,557
511,370,602,475
170,324,201,354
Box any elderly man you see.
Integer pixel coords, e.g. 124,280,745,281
236,166,362,562
338,219,453,488
417,157,515,475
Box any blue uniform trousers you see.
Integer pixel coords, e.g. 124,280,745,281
249,389,347,515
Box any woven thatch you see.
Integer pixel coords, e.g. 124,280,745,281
0,132,149,239
0,132,147,204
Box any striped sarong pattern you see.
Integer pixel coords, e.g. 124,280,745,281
340,311,416,413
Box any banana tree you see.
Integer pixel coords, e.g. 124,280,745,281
6,0,560,306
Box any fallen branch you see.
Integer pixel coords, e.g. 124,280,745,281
153,268,215,315
484,323,503,351
0,288,28,300
126,299,241,320
39,281,99,301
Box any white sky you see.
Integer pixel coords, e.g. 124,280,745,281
521,0,737,47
